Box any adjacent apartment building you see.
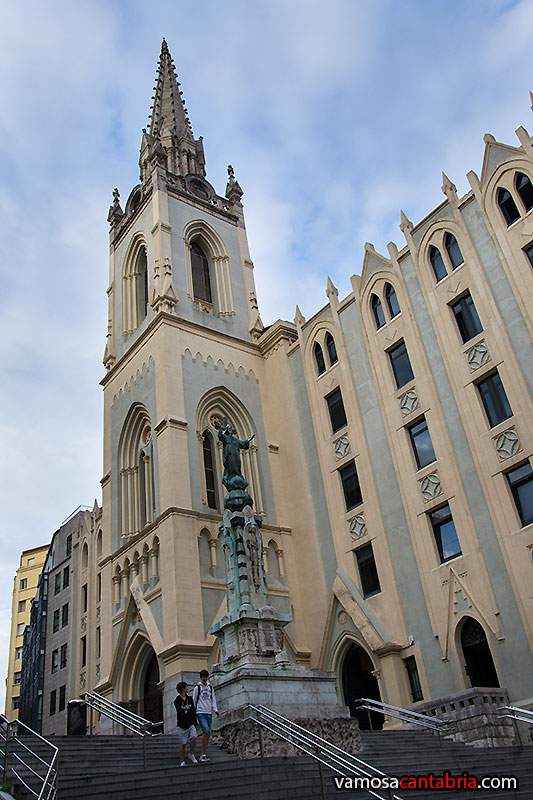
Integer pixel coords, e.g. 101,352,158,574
4,546,48,719
18,505,101,735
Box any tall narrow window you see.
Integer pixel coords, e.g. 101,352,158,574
54,573,61,595
388,340,414,389
63,566,69,590
444,233,464,269
60,643,67,669
450,293,483,343
61,604,69,627
53,610,60,633
404,656,423,702
325,333,338,365
384,283,400,318
476,371,512,428
524,242,533,268
97,573,102,603
59,686,66,713
515,172,533,212
497,187,520,226
429,245,447,282
136,247,148,323
326,388,347,433
202,430,218,510
355,543,381,597
80,636,87,668
96,626,102,659
314,342,326,375
371,294,386,328
430,504,461,563
339,460,363,510
506,462,533,527
82,584,88,614
50,690,56,716
407,417,436,470
66,534,72,558
51,649,59,674
191,241,212,303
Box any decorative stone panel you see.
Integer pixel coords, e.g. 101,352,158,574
494,428,521,461
95,664,100,680
79,670,86,690
349,514,367,540
466,340,490,372
399,389,419,416
80,614,87,633
419,472,442,502
334,435,350,460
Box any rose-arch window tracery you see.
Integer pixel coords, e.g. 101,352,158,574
118,405,155,538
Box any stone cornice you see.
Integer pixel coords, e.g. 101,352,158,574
257,320,298,357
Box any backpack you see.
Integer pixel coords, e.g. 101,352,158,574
194,683,213,709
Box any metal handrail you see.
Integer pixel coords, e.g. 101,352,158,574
84,691,163,736
497,704,533,726
355,698,450,733
245,704,402,800
0,713,58,800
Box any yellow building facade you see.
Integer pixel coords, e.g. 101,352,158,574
5,545,48,718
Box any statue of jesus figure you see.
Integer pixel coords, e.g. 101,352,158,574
217,419,255,491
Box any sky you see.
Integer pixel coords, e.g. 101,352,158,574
0,0,532,710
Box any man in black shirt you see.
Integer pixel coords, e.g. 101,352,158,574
173,682,198,766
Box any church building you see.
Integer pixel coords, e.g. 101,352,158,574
23,40,533,736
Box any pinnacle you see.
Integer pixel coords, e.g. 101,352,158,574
149,38,193,139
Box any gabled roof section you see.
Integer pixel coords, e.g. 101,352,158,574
479,133,524,189
360,242,392,285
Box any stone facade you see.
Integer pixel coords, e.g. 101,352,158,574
16,41,533,740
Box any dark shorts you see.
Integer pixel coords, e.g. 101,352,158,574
197,713,212,734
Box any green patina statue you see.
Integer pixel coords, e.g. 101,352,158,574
217,418,255,511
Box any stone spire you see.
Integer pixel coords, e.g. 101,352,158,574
140,39,206,182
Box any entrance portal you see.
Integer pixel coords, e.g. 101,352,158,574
460,618,499,688
342,643,383,730
142,652,163,723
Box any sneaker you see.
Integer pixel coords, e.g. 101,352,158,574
199,754,209,762
180,761,187,767
188,754,198,764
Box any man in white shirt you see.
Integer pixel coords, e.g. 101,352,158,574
192,669,219,762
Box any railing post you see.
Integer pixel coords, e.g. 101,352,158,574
317,749,326,800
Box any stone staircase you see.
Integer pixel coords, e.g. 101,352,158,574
7,728,533,799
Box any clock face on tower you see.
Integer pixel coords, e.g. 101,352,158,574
185,175,215,201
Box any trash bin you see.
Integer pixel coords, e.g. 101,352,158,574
67,699,87,735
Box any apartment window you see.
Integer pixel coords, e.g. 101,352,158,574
476,371,512,428
53,609,60,633
524,242,533,268
51,649,59,674
59,685,66,713
60,643,68,669
355,543,381,598
17,623,25,636
506,462,533,527
63,566,69,590
96,626,101,659
339,461,363,511
451,293,483,343
82,584,88,614
326,388,347,433
27,557,35,566
66,534,72,558
20,579,27,590
61,604,69,628
50,690,56,716
388,340,414,389
97,573,102,604
54,573,61,595
14,672,21,686
12,698,20,711
430,504,461,563
407,417,436,470
18,600,26,613
81,636,87,668
404,656,423,702
15,647,22,661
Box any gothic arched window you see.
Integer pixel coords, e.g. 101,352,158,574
444,233,464,270
515,172,533,213
191,241,212,303
497,187,520,227
136,247,149,323
371,294,386,329
325,333,338,366
314,342,326,375
119,407,155,538
202,430,218,510
429,245,447,282
384,283,400,318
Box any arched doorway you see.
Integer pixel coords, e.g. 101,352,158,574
460,617,499,688
142,652,163,723
342,643,383,730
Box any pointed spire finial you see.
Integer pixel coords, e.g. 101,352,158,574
326,276,338,299
294,305,305,328
399,210,413,234
225,164,243,204
441,172,457,201
107,187,124,225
